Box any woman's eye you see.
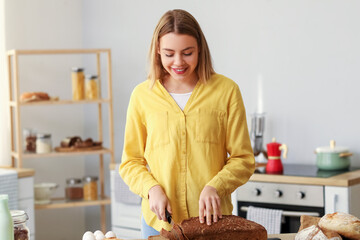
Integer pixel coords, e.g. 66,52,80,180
165,54,173,57
184,52,193,56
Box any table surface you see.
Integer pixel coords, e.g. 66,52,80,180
133,233,296,240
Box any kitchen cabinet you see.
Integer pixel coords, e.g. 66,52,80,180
7,49,115,234
110,168,142,239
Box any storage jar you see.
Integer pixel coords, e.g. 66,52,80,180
65,178,83,201
71,67,85,100
85,74,99,100
83,176,98,201
36,133,52,154
11,210,29,240
23,128,37,153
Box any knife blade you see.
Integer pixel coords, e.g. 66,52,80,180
165,209,174,227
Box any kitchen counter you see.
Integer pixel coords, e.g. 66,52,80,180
0,167,35,178
250,169,360,187
110,162,360,187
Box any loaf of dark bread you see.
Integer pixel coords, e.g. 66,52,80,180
158,215,267,240
60,136,82,148
60,136,102,148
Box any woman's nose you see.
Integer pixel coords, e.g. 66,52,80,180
174,54,184,65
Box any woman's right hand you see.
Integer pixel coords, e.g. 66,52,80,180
148,185,172,221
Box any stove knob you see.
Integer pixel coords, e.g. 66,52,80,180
297,191,306,199
252,188,261,196
274,190,283,198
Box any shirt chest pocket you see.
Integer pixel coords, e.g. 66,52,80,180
146,111,170,149
196,109,226,144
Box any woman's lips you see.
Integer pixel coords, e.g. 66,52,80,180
172,67,187,75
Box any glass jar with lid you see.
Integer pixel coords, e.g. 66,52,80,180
11,210,30,240
36,133,52,154
83,176,98,201
23,128,37,153
71,67,85,100
65,178,83,201
85,74,99,100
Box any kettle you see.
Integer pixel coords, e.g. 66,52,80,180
266,138,288,174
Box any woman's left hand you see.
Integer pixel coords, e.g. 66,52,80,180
198,185,222,225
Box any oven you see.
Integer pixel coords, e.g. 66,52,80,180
237,181,325,233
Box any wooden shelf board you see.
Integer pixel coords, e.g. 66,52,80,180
35,197,111,210
7,49,111,55
10,99,110,106
13,148,112,159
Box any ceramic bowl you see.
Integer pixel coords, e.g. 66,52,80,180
34,183,58,204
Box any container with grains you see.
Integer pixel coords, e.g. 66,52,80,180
71,67,85,100
85,74,99,100
83,176,98,201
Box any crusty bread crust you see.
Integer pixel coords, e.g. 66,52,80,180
159,215,267,240
20,92,50,102
319,212,360,240
295,225,342,240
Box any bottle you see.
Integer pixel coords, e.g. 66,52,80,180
85,74,99,100
71,67,85,100
11,210,30,240
36,133,52,154
83,176,98,201
0,195,14,240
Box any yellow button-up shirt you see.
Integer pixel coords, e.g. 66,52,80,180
119,74,255,231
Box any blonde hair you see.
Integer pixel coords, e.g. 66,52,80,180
148,9,215,88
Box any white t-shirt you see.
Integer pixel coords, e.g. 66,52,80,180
169,92,192,110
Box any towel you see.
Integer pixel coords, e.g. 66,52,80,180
0,168,18,210
114,164,141,205
246,206,283,234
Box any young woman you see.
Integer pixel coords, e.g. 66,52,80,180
119,9,255,238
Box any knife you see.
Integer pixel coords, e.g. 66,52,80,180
165,209,174,227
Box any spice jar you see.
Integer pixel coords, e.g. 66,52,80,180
83,176,98,201
65,178,83,201
23,128,36,153
71,67,85,100
11,210,30,240
36,133,52,154
85,74,99,100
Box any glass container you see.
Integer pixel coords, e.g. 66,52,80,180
71,67,85,100
85,74,99,100
23,128,37,153
36,133,52,154
65,178,83,201
83,176,98,201
11,210,29,240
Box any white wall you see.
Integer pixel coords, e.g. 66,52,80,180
3,1,87,240
83,0,360,167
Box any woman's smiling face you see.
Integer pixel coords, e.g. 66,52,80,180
158,32,199,83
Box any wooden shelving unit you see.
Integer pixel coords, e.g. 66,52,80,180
7,48,115,233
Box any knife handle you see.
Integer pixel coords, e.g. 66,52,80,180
165,209,172,224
